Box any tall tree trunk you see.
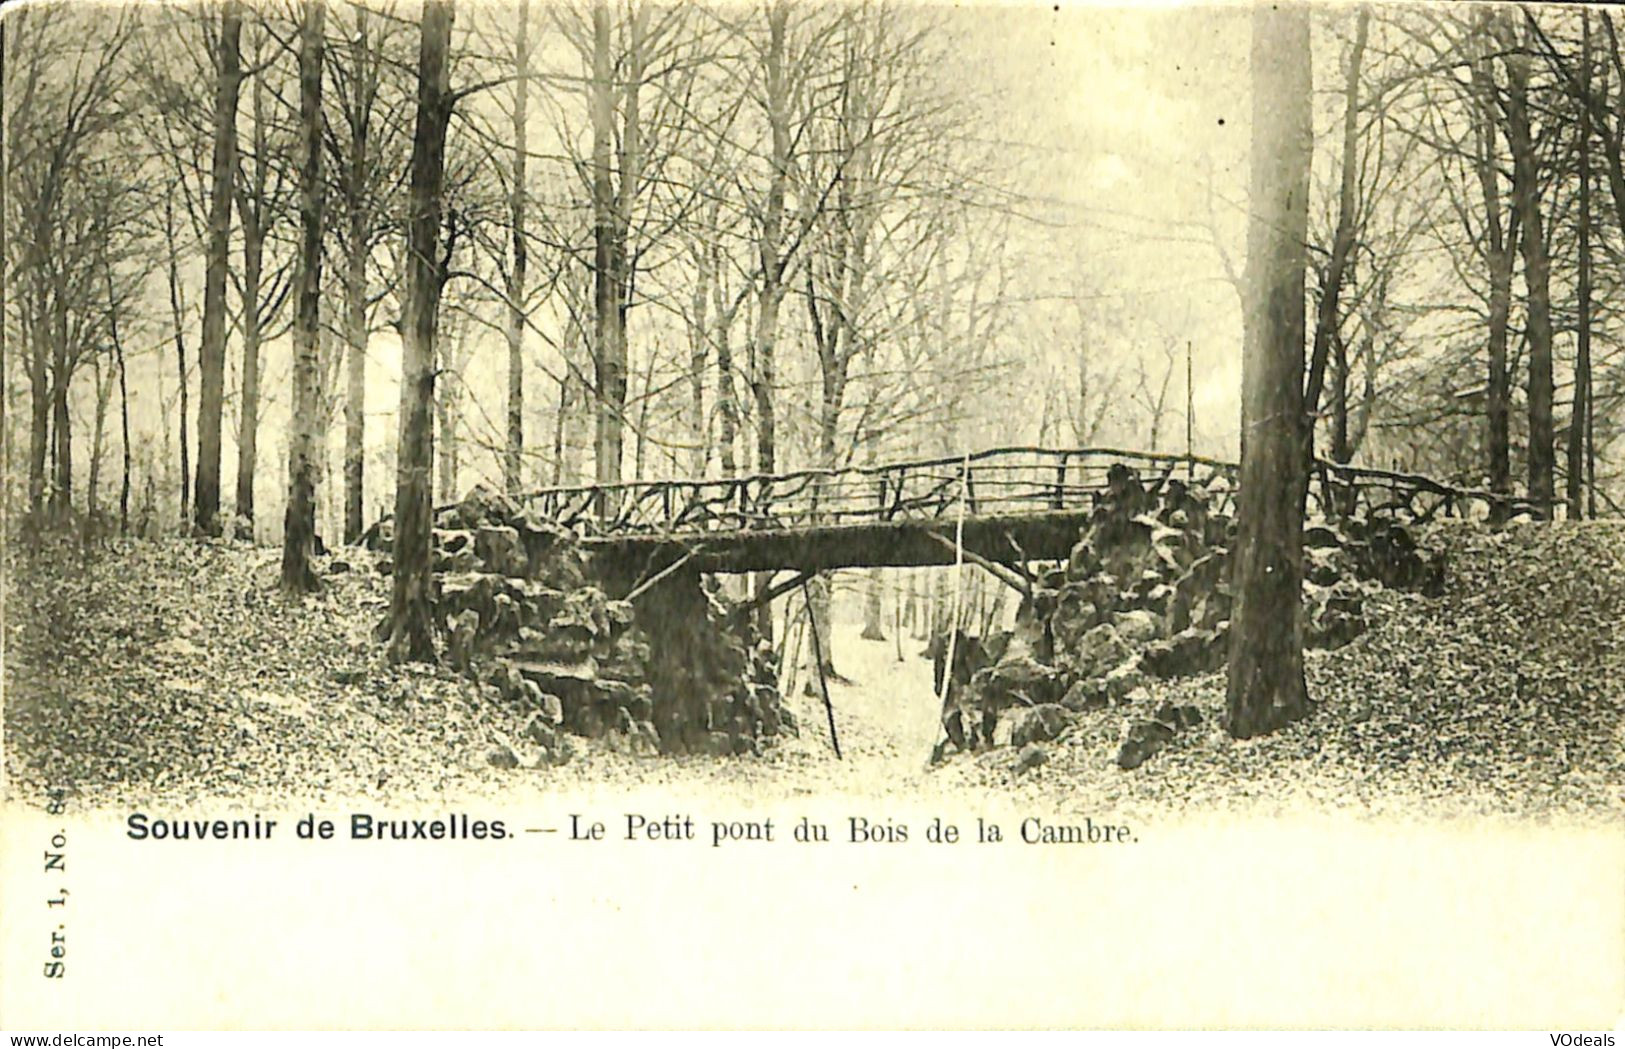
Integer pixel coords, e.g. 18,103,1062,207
861,570,886,641
195,0,242,536
234,57,271,527
633,348,654,478
1226,3,1312,740
164,197,192,524
386,0,453,661
750,3,790,640
1306,5,1367,463
340,9,375,545
49,297,70,523
88,356,114,515
27,321,46,521
282,0,325,594
505,0,530,493
552,371,570,484
1568,11,1593,521
712,241,738,478
107,265,131,534
1503,23,1555,518
438,377,459,502
686,234,713,477
590,0,628,511
235,213,263,526
342,230,367,543
1472,15,1515,514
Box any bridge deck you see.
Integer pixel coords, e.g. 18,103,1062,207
497,447,1536,575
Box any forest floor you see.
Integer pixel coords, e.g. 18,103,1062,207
4,520,1622,822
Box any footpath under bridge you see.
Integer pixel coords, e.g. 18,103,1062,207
504,446,1533,579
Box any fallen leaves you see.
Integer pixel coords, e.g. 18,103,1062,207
933,520,1625,823
4,521,1621,821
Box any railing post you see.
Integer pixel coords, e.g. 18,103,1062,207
1052,453,1066,510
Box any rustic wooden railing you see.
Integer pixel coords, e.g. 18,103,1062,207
502,446,1544,539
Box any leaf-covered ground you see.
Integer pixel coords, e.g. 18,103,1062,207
935,520,1625,822
4,521,1621,820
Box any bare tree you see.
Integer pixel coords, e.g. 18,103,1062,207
1568,11,1594,519
7,5,139,527
1500,12,1556,517
327,0,413,544
1226,3,1312,740
503,0,531,493
194,0,243,536
1305,6,1369,464
233,14,295,528
385,0,454,662
283,0,326,594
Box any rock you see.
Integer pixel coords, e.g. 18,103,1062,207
438,529,473,554
535,690,564,725
434,547,477,574
1304,523,1342,548
367,520,395,553
601,626,652,682
971,654,1065,708
328,560,352,575
456,484,519,529
1111,608,1161,644
514,656,599,693
521,712,558,751
547,587,614,646
1049,584,1099,652
1071,622,1131,679
446,608,481,670
487,743,521,769
1140,626,1227,679
626,686,655,723
475,526,528,577
1302,577,1366,646
1140,583,1175,617
1098,518,1155,581
572,701,607,738
1350,519,1445,593
629,721,661,756
1116,720,1175,770
1060,679,1106,712
1102,657,1147,702
1011,703,1072,747
1153,702,1203,731
1305,546,1345,587
1014,742,1049,774
1066,538,1100,581
1122,685,1153,706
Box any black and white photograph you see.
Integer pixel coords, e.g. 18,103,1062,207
1,0,1620,1031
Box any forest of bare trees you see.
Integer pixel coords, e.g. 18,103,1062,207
5,1,1623,691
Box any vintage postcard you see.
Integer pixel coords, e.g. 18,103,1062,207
1,0,1621,1031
